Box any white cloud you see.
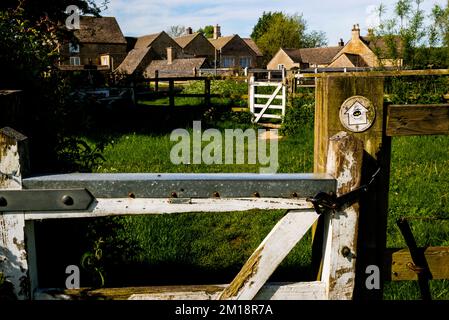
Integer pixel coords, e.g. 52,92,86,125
101,0,447,42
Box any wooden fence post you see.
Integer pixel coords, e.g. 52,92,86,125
204,78,211,107
313,75,391,299
155,70,159,92
0,127,35,300
169,79,175,108
321,131,364,299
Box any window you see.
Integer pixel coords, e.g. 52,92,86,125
100,55,110,66
222,56,235,68
239,57,251,68
277,64,285,70
69,43,80,53
69,57,80,66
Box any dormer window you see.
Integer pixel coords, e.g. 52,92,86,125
69,43,80,53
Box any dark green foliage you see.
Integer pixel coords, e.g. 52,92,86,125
197,25,214,38
251,11,327,65
384,76,449,104
0,3,110,172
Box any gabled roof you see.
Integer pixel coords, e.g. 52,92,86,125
243,38,263,57
209,35,236,50
74,16,126,44
134,32,164,49
298,47,342,65
338,53,369,67
361,35,403,58
174,33,201,48
115,47,151,74
145,58,207,77
281,46,342,65
282,48,303,63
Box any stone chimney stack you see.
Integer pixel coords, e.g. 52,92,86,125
167,47,174,64
186,27,193,35
339,38,344,46
351,24,360,41
213,24,221,40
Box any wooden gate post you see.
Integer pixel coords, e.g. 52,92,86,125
314,75,391,299
0,127,36,300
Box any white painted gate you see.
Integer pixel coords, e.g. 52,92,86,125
0,127,363,301
249,76,287,123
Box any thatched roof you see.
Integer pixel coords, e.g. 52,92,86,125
145,58,207,77
74,16,126,44
115,47,151,74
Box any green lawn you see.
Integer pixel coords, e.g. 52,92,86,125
85,122,449,299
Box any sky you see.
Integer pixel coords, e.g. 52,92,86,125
101,0,447,45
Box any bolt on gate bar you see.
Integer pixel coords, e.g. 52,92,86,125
0,173,336,213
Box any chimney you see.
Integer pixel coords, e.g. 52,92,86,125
213,24,221,40
339,38,344,47
186,27,193,35
351,24,360,41
167,47,174,64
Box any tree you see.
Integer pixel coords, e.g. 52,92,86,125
251,12,327,64
167,25,186,38
250,11,283,42
373,0,448,68
302,30,328,48
197,25,214,38
0,1,109,172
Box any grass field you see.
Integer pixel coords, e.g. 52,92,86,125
75,116,449,299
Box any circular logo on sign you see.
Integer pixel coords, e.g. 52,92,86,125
339,96,376,133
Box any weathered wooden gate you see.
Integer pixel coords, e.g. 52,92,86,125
2,69,448,301
249,70,287,124
0,125,363,300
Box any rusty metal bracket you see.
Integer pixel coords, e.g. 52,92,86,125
396,218,433,300
0,189,95,212
306,167,381,215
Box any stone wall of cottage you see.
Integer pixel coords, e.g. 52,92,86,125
183,36,216,63
150,33,183,59
267,50,300,70
220,37,257,68
61,43,127,68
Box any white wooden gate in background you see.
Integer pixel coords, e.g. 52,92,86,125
249,74,287,123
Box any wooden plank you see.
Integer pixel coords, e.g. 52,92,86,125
254,104,284,110
219,210,320,300
384,247,449,281
254,84,283,123
321,132,364,300
313,76,390,300
254,94,284,100
302,69,449,78
386,104,449,136
24,198,314,221
0,127,33,300
35,281,326,300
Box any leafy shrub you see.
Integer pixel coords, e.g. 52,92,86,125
385,76,449,104
281,99,315,136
